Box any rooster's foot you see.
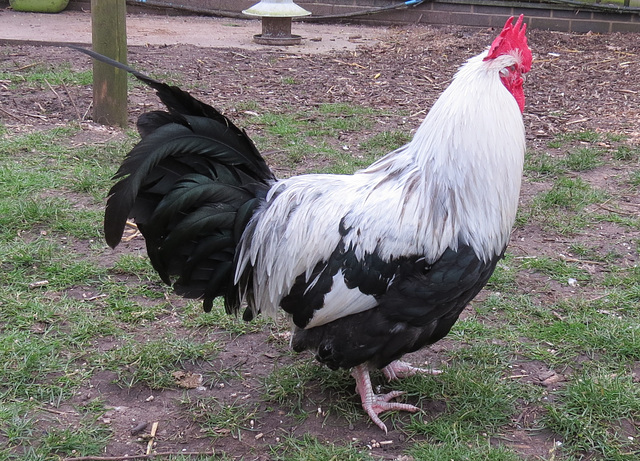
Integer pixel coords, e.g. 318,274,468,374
382,359,442,381
351,364,420,433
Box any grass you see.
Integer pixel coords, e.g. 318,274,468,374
404,363,527,431
545,369,640,459
519,256,592,284
245,103,409,172
517,176,610,233
0,51,639,460
407,443,524,461
521,131,625,235
0,402,112,460
96,333,222,388
0,62,93,88
261,359,354,417
271,434,377,460
183,395,260,440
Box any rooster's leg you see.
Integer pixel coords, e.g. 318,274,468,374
382,360,442,381
351,364,420,433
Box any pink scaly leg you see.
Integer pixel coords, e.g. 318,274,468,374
382,360,442,381
351,364,420,433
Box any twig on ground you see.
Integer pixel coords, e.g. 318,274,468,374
26,112,48,120
61,79,82,120
63,451,216,461
559,255,608,266
14,62,39,72
83,100,93,121
0,106,25,122
122,220,142,242
595,202,638,216
566,118,589,125
45,78,64,109
146,421,159,455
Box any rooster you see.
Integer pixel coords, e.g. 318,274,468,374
82,15,531,432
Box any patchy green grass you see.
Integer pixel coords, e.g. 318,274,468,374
245,102,408,172
98,335,222,388
183,395,260,440
0,62,92,88
518,176,610,233
545,369,640,459
271,434,377,461
261,360,353,415
408,441,524,461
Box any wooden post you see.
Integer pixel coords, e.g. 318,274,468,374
91,0,128,127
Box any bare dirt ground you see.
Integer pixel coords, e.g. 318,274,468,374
1,18,639,460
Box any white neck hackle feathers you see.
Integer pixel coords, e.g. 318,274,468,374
235,48,527,318
360,50,526,263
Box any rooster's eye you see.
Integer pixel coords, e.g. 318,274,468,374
500,65,518,78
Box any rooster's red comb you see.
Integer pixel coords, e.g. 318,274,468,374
484,15,532,72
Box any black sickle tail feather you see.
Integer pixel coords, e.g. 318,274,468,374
73,47,275,313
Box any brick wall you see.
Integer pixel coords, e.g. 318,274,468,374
65,0,640,33
300,0,640,32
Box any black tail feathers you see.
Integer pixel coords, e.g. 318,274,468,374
74,46,274,312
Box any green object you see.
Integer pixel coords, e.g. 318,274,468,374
9,0,69,13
